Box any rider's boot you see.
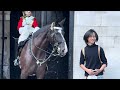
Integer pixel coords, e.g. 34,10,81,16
14,41,23,66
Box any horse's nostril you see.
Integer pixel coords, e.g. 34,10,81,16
62,50,64,52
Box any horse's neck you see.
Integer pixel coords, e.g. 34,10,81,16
33,29,49,50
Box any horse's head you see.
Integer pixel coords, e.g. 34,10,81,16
48,19,68,57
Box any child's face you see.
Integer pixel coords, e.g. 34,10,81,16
88,32,96,44
24,11,32,17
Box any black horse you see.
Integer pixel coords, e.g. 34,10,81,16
18,19,68,79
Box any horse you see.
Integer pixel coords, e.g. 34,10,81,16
19,19,68,79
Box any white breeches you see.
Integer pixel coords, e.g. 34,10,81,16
18,25,40,44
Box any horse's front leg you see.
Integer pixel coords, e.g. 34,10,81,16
20,58,35,79
20,61,36,79
36,63,47,79
20,69,29,79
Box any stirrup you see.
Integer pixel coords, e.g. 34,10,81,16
14,56,19,66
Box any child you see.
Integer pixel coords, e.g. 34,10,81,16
80,29,107,79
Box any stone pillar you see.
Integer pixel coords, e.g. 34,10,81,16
0,11,10,79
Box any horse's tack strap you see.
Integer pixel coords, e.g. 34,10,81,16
53,27,62,30
29,34,57,66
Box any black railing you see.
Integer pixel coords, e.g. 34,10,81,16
68,11,74,79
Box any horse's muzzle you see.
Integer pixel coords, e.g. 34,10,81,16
57,48,67,57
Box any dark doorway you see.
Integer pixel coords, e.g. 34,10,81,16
10,11,69,79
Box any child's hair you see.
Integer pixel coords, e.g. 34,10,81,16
83,29,98,44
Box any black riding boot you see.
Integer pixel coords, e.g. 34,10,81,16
14,41,24,66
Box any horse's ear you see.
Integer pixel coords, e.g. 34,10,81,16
58,18,66,27
50,22,55,30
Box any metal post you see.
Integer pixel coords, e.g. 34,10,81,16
41,11,47,27
1,11,4,79
68,11,74,79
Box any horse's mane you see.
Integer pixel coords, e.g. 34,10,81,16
33,24,51,38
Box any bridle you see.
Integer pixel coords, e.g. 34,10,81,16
29,24,65,66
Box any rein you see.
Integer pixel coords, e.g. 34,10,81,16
29,32,59,66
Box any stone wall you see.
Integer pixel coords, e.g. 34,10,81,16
73,11,120,79
0,11,10,79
